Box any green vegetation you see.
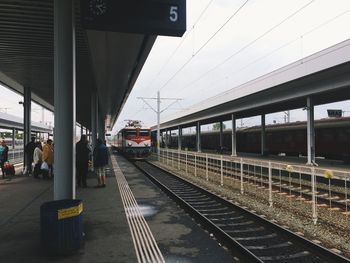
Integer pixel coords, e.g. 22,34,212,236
212,122,226,130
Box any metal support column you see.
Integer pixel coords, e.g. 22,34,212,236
306,97,316,165
12,128,16,150
261,114,266,156
23,86,31,172
96,101,99,140
91,93,97,150
219,121,223,151
196,122,201,152
98,117,105,140
80,124,83,137
268,162,273,207
178,126,182,150
157,91,160,161
168,129,171,148
231,114,237,156
165,129,168,148
54,0,76,200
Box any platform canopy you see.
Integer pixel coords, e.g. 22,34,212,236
0,0,159,130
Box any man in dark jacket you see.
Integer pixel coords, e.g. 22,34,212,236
0,140,9,178
24,136,36,175
76,135,91,188
93,138,108,187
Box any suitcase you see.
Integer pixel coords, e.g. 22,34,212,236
4,162,15,176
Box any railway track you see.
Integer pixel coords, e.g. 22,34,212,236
134,160,350,263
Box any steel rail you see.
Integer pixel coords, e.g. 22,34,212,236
134,160,350,263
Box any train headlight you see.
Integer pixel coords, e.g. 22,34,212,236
128,142,132,147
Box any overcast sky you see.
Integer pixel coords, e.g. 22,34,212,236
114,0,350,132
0,0,350,133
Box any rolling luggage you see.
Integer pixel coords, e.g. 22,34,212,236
4,162,15,176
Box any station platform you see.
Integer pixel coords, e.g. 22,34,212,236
0,152,233,263
236,152,350,171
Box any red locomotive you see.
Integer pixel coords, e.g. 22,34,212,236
111,120,151,160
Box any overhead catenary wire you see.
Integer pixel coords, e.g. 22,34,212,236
158,0,250,92
172,0,316,95
184,5,350,102
145,0,215,90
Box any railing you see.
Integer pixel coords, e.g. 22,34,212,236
155,148,350,225
8,148,24,164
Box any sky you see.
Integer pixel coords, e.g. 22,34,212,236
113,0,350,132
0,0,349,134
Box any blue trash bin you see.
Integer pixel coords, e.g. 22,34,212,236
40,199,84,255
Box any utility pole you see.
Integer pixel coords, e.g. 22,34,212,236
284,110,290,123
157,91,160,161
138,91,182,161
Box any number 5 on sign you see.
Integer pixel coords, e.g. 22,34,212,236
170,6,178,22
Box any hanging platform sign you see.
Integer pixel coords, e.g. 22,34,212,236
80,0,186,37
327,109,342,118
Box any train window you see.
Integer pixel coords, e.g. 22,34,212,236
139,130,150,136
125,130,137,136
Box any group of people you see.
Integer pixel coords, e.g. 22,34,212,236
0,139,9,178
23,135,108,187
76,135,108,188
25,137,54,179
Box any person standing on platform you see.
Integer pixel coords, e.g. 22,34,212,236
24,136,36,176
42,139,54,179
93,138,108,188
76,135,90,188
0,140,9,179
33,141,43,179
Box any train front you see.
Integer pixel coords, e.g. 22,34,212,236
123,127,152,160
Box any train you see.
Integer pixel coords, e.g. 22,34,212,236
0,138,23,148
110,120,152,160
162,117,350,162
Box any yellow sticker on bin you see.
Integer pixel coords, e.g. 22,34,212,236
58,203,83,220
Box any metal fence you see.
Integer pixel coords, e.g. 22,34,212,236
156,148,350,225
8,148,24,164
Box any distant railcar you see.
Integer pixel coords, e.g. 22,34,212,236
163,117,350,161
111,121,151,160
0,138,23,148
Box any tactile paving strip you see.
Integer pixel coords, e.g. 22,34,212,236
110,153,165,263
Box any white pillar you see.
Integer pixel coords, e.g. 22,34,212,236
12,128,16,150
196,122,201,152
219,121,223,151
311,167,318,224
157,91,160,161
306,97,316,165
165,129,169,148
261,114,266,156
168,129,171,148
54,0,76,200
220,155,223,186
91,93,97,150
98,117,105,140
268,162,272,207
240,158,244,194
231,114,236,156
